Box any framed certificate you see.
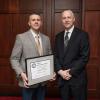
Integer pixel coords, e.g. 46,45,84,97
25,55,54,86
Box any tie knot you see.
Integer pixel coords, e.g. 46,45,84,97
65,31,69,35
65,32,69,40
35,35,39,39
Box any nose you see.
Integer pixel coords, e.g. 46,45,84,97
35,20,38,24
65,19,69,22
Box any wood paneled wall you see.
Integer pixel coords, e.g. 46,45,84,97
83,0,100,99
0,0,100,99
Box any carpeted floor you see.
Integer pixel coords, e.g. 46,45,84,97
0,97,98,100
0,97,60,100
0,96,99,100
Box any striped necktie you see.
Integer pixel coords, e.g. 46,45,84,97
35,35,43,56
64,32,69,48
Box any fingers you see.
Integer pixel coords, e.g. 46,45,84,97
65,69,72,80
24,80,29,88
50,72,56,81
58,69,72,80
20,72,29,88
53,72,56,80
65,74,72,80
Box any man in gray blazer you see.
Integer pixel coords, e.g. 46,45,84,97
10,13,52,100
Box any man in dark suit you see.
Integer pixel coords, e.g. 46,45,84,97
54,10,90,100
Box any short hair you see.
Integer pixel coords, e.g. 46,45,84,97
28,13,42,21
61,9,75,18
29,12,41,17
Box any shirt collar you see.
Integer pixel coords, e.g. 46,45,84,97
64,25,74,38
30,29,40,38
65,25,74,33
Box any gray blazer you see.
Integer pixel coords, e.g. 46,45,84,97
10,30,52,87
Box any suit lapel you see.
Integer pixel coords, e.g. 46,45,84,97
27,30,39,55
58,31,65,57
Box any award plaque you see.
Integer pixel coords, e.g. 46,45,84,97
25,55,54,86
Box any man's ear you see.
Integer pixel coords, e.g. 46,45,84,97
74,17,75,22
28,21,30,26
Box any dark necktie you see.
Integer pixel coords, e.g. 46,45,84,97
64,32,69,48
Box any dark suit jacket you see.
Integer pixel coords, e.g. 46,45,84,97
54,27,90,87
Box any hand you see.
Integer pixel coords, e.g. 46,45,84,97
58,70,67,79
20,72,29,88
65,69,72,80
50,72,56,81
58,69,72,80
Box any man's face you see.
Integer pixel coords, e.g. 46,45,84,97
61,10,75,30
28,14,42,31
